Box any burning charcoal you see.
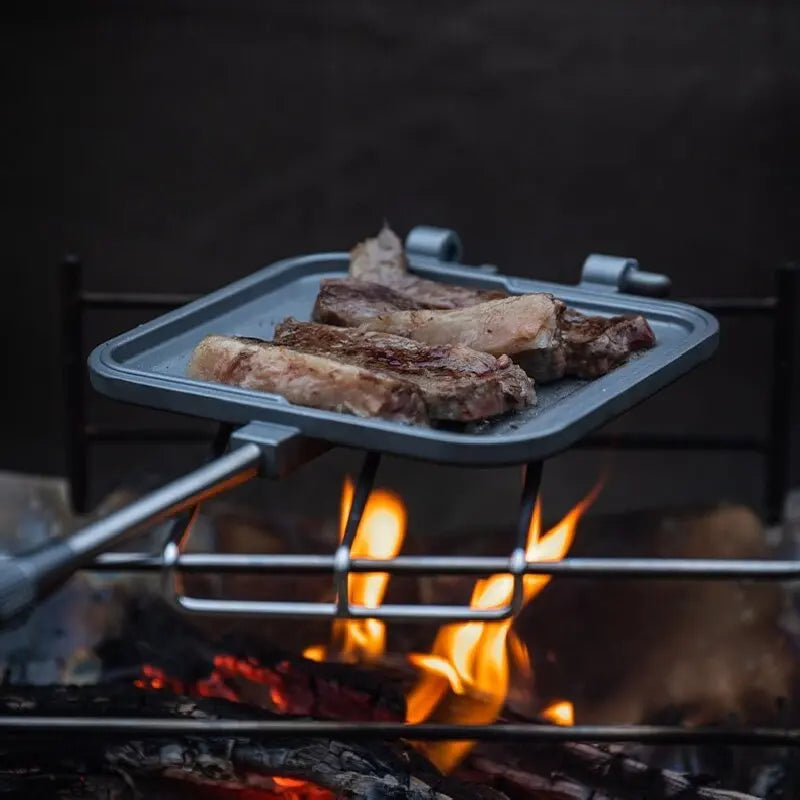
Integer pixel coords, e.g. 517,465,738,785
96,596,406,723
0,685,500,800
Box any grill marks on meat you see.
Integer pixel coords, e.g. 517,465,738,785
274,319,535,421
350,224,506,309
560,308,656,379
187,335,429,425
313,278,427,326
359,294,565,381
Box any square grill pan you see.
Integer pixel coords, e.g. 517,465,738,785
88,250,719,465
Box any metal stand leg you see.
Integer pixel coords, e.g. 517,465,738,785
335,452,381,616
510,463,543,613
163,424,238,601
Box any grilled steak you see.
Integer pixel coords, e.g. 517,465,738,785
187,335,429,425
342,226,656,380
313,278,427,326
561,308,656,379
350,224,506,309
274,318,535,421
358,293,565,379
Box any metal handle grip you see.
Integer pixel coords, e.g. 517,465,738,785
0,444,261,626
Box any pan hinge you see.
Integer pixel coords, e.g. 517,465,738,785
230,422,329,479
579,254,671,297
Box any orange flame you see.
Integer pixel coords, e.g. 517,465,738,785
307,477,406,663
541,699,574,726
507,628,532,679
407,479,602,772
302,644,327,662
304,472,602,774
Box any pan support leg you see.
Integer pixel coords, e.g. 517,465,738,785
509,462,543,617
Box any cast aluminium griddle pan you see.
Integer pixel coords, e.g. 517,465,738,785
88,242,719,466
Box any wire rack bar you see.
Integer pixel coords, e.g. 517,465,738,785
0,717,796,745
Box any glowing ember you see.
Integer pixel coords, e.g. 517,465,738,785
302,644,327,662
135,660,333,799
541,699,574,726
273,777,310,789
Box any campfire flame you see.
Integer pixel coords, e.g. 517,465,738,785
542,699,575,726
136,472,600,790
304,477,406,663
305,473,601,773
408,481,601,771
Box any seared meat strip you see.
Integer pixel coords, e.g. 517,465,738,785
359,293,565,380
381,273,508,310
313,278,428,326
561,308,656,379
274,318,535,421
350,224,506,309
187,335,429,425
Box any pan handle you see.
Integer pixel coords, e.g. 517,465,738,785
0,442,263,626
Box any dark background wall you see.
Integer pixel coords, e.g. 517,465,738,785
2,1,798,527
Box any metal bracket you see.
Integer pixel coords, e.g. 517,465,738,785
156,456,544,623
230,421,329,479
405,226,463,263
579,254,672,297
405,230,672,294
405,226,499,274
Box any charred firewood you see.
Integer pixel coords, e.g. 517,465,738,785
468,746,759,800
0,684,503,800
96,596,405,722
464,709,761,800
0,774,199,799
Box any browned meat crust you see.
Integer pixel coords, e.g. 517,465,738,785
343,225,656,382
358,293,565,372
313,278,427,326
349,225,506,309
187,335,429,425
561,309,656,379
274,319,535,421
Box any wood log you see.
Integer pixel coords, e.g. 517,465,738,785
0,684,504,800
0,774,200,799
463,709,762,800
97,595,405,722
